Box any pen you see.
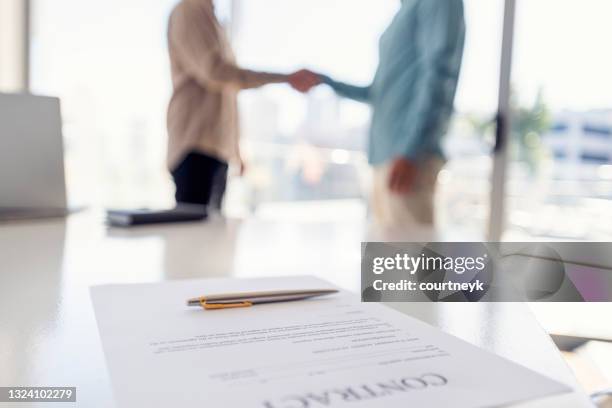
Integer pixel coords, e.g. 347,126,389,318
187,289,339,310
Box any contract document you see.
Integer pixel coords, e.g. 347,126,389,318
91,276,570,408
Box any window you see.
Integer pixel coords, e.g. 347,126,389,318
30,0,395,217
225,0,398,218
31,0,179,208
506,0,612,240
231,0,505,232
29,0,505,232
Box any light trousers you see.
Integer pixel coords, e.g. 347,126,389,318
371,157,444,229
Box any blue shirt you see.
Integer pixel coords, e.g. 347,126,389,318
323,0,465,165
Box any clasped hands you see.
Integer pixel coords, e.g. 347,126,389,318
287,69,322,93
284,70,418,194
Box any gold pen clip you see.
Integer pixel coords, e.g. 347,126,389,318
199,297,253,310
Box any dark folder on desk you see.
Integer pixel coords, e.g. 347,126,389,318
106,205,207,227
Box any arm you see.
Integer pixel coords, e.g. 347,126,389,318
170,3,287,91
398,0,465,160
321,75,372,104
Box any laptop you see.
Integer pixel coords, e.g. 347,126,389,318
0,93,69,221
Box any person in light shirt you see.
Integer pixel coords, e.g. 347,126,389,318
166,0,318,210
305,0,466,229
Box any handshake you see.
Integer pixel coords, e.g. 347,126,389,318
286,69,324,93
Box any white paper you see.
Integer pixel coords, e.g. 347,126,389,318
91,276,570,408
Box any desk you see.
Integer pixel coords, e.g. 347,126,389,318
0,211,593,407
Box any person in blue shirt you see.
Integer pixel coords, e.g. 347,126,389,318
304,0,465,228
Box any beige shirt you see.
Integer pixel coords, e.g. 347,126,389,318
166,0,286,169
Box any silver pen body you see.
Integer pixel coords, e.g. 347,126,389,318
187,289,338,307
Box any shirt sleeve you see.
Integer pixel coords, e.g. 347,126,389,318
169,2,287,91
399,0,465,160
321,75,372,104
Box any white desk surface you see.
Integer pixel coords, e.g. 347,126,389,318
0,211,593,407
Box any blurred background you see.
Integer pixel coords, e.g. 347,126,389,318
3,0,612,240
2,0,612,397
2,0,612,241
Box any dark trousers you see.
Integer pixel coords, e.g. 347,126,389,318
171,151,228,210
